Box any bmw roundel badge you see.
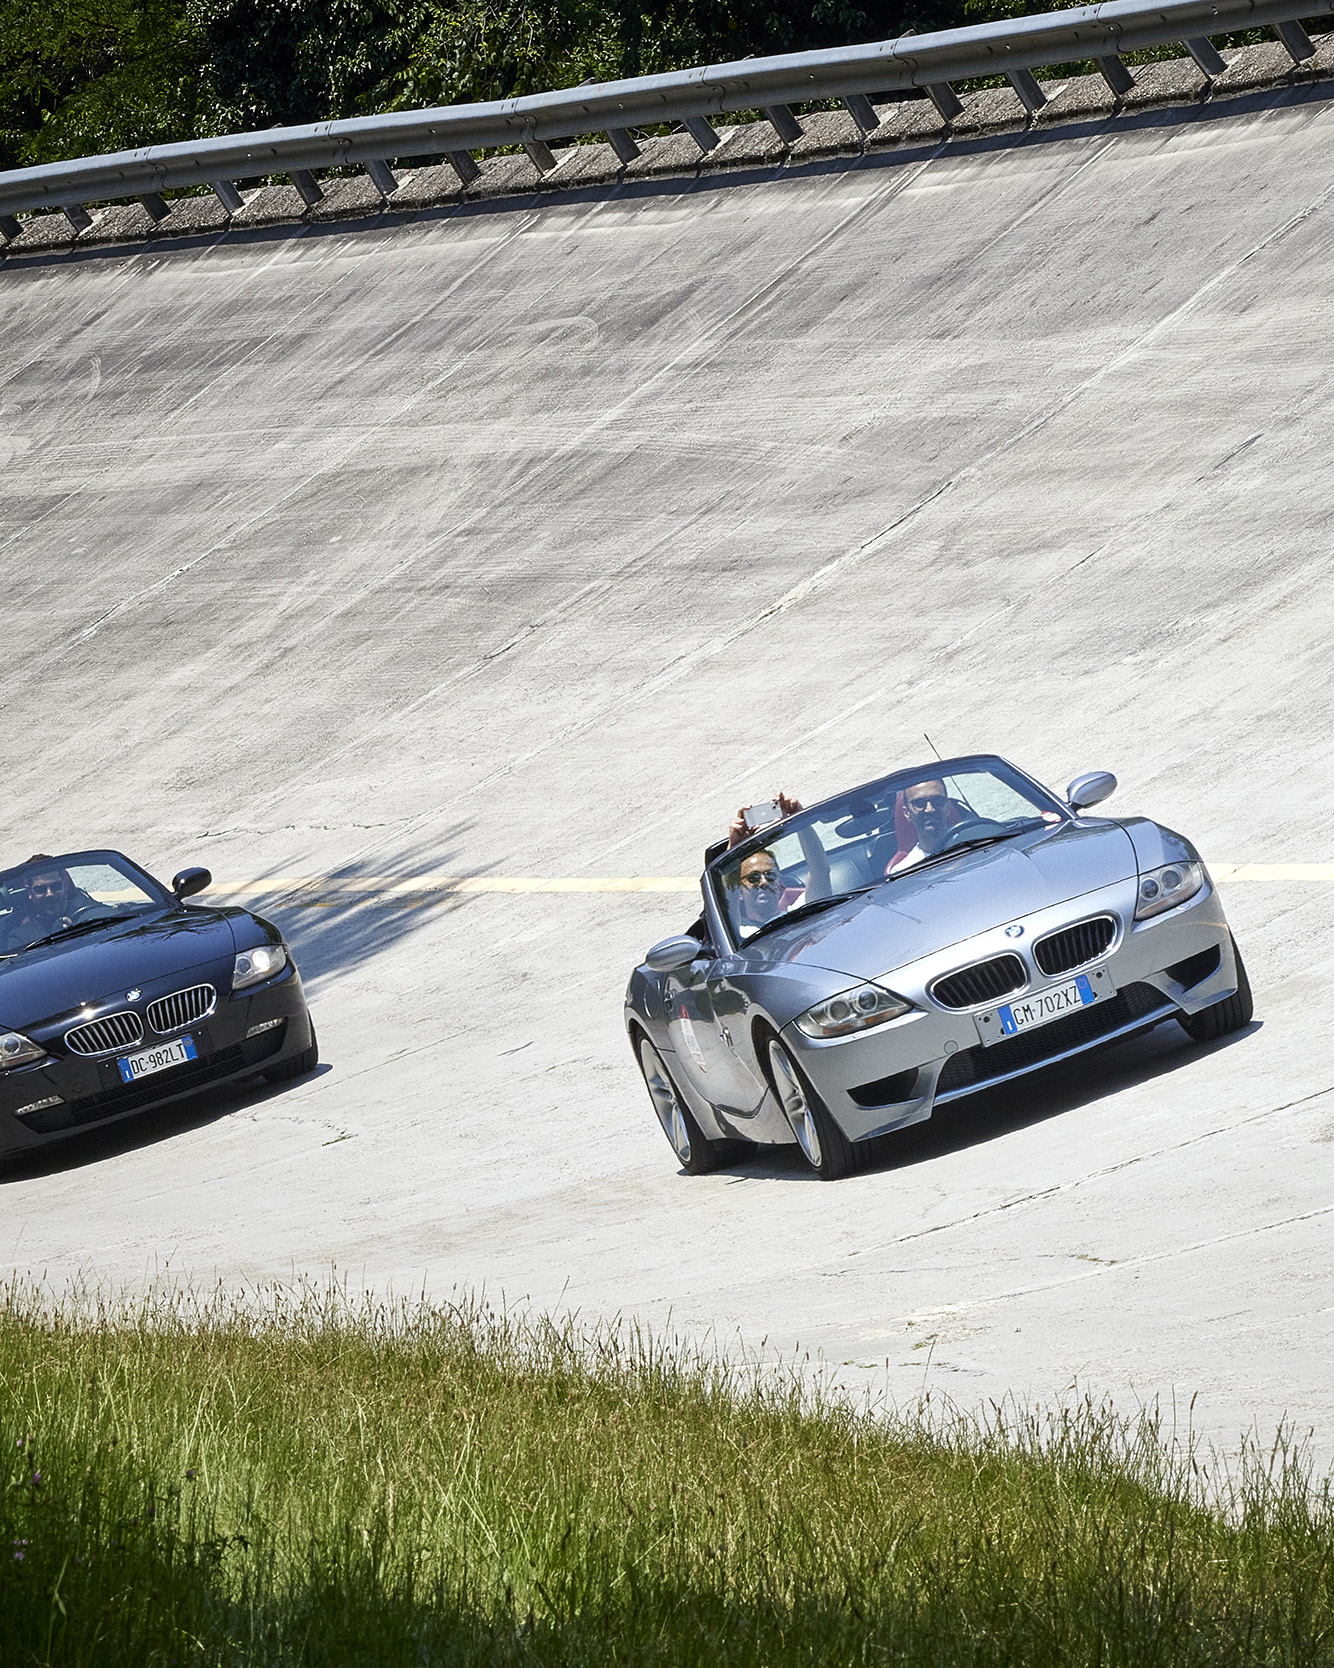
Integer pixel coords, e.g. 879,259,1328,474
126,988,141,1001
1004,925,1024,939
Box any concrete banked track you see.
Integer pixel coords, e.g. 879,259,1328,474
4,55,1334,1462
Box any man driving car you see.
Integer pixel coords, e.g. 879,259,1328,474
2,860,89,950
888,779,952,872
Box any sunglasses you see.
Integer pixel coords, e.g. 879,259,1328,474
31,881,66,899
907,796,945,812
740,872,780,888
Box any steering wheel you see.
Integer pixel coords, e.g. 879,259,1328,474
939,816,1011,850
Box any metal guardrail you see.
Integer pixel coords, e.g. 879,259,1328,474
1,0,1330,241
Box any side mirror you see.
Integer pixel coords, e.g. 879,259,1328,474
644,935,704,973
172,866,212,901
1066,772,1117,812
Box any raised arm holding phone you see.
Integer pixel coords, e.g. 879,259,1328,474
727,792,833,933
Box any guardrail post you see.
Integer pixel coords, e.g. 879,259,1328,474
290,170,323,205
140,192,170,221
606,128,641,163
764,104,804,142
1096,54,1136,95
925,83,964,121
448,150,481,185
363,159,398,196
0,215,19,241
210,179,243,212
685,115,721,152
1007,68,1048,113
1184,36,1227,76
1274,18,1315,59
524,140,557,172
843,93,881,133
63,204,92,233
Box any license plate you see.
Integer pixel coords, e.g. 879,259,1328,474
117,1034,198,1084
974,967,1114,1046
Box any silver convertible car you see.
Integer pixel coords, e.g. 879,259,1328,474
625,755,1252,1180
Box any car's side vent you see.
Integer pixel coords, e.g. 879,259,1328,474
1033,916,1117,977
930,954,1026,1010
65,1011,144,1057
148,984,216,1034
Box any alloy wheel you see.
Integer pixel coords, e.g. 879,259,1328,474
768,1040,823,1170
640,1041,692,1164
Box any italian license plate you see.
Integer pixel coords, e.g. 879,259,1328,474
117,1034,198,1084
974,967,1114,1046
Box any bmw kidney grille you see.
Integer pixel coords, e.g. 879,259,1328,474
148,983,216,1034
65,1011,145,1056
930,954,1027,1010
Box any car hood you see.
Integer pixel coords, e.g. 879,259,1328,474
748,822,1138,980
0,908,239,1029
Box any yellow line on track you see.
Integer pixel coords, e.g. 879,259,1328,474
203,865,1334,898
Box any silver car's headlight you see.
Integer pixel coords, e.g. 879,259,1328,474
0,1031,45,1070
796,983,913,1039
232,944,288,990
1135,860,1204,920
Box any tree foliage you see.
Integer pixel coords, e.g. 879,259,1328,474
1,0,970,170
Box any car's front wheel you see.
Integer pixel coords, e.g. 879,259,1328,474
264,1021,319,1084
637,1036,734,1175
767,1037,856,1180
1178,939,1254,1042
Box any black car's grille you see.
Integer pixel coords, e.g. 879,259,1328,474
65,1011,144,1057
148,983,216,1034
936,982,1172,1098
930,954,1027,1010
1033,916,1116,977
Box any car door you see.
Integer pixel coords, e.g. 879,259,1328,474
662,948,754,1113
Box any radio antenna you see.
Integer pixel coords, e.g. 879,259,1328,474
923,732,943,761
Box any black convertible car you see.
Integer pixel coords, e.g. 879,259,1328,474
0,850,316,1160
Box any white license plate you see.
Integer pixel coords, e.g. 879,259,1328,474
974,967,1114,1046
117,1034,198,1084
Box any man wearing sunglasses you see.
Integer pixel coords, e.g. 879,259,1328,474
2,859,91,950
888,779,953,873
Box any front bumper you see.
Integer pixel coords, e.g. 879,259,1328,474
0,963,313,1157
780,872,1236,1144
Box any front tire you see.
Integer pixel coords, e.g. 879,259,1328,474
264,1021,319,1084
1178,940,1254,1042
767,1037,856,1180
637,1037,732,1175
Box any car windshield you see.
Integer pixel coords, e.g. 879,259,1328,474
710,756,1066,944
0,851,166,955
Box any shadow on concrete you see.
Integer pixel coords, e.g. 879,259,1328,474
6,76,1333,277
245,826,491,990
722,1016,1263,1183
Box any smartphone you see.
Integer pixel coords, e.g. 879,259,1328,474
742,801,782,832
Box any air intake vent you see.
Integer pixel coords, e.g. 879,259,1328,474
930,954,1026,1010
1033,916,1116,977
65,1011,144,1057
148,984,216,1034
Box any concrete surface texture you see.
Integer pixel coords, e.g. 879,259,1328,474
3,76,1333,1466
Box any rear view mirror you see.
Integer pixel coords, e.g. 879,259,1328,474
1066,772,1117,812
644,935,703,973
172,867,212,901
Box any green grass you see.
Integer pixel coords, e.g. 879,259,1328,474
2,1282,1331,1667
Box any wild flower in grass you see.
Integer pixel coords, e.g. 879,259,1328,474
30,1471,41,1486
185,1469,195,1480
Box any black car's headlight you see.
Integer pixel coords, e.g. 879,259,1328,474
796,983,913,1039
0,1031,45,1070
1135,860,1204,920
232,944,288,990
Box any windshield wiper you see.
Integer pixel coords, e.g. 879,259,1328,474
16,916,123,953
744,888,872,943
